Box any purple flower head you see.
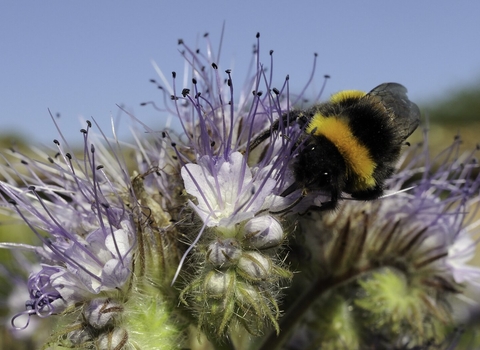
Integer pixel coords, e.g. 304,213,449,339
141,33,327,336
158,35,327,229
0,119,136,329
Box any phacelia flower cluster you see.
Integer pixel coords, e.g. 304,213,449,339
0,32,479,350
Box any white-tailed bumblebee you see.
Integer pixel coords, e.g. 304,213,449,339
250,83,421,211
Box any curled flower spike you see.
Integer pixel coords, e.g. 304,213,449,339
1,117,183,348
1,120,135,327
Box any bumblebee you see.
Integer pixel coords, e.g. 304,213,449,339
250,83,421,211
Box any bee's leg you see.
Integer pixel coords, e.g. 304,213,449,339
269,186,308,215
280,182,299,197
317,200,338,211
315,186,340,211
247,111,301,153
299,199,337,214
351,186,384,201
247,119,280,152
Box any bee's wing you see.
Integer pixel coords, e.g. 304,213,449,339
367,83,421,140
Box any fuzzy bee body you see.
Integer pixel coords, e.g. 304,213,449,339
251,83,421,210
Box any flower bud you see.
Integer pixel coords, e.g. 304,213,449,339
84,298,123,329
244,215,283,249
205,271,233,296
66,323,92,346
206,238,242,267
237,251,272,281
96,327,128,349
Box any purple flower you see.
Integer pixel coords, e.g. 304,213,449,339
0,121,135,329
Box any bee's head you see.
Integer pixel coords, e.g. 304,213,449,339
294,136,347,193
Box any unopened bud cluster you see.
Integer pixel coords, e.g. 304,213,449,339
180,214,292,336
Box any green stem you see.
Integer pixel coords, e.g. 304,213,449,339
257,268,367,350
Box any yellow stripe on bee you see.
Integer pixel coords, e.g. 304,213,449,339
306,114,376,190
329,90,366,104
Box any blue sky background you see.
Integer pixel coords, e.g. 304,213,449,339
1,1,479,145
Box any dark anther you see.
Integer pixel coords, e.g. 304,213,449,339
256,32,260,38
66,153,72,159
270,50,273,55
225,69,231,74
28,186,36,191
181,89,190,97
91,144,95,153
53,139,60,145
192,78,197,84
86,120,92,127
21,160,28,165
178,39,184,45
80,129,87,134
172,72,176,78
96,165,104,170
211,63,218,69
273,88,280,95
